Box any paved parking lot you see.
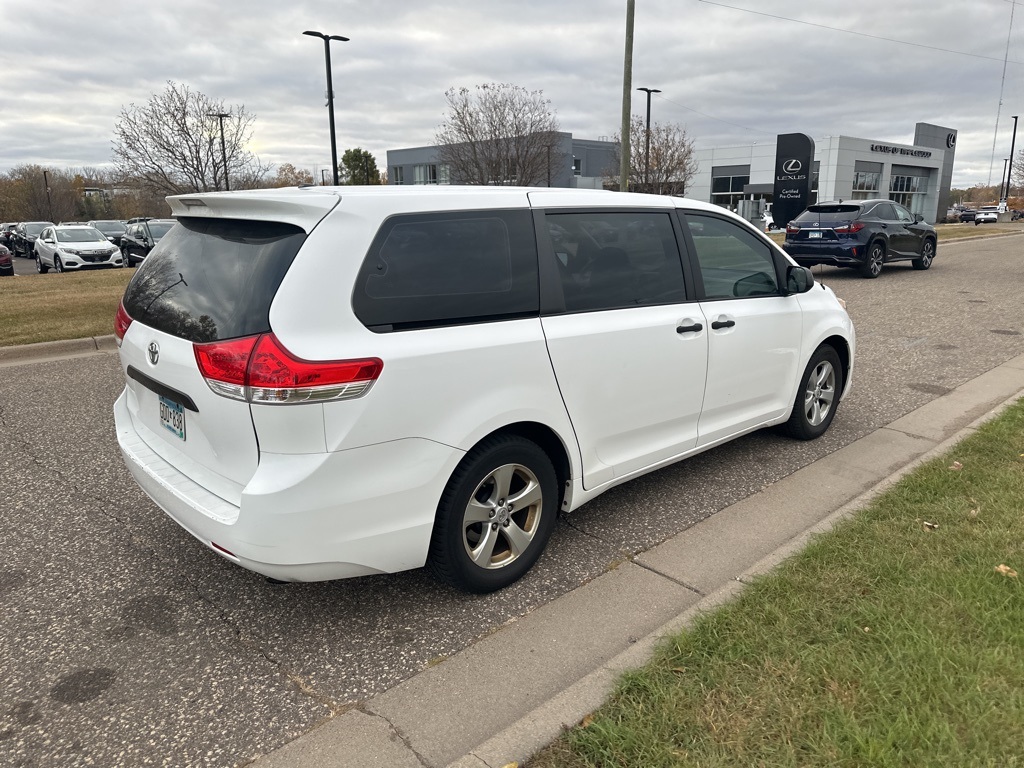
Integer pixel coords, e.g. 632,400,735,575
1,233,1023,766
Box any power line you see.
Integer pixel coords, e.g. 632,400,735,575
652,93,767,134
696,0,1024,65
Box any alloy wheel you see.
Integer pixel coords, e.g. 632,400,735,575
461,462,544,570
803,359,836,427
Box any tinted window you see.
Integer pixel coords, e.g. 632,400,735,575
685,214,779,299
542,211,685,313
794,205,861,225
353,209,538,331
873,202,898,220
122,217,305,343
893,204,914,223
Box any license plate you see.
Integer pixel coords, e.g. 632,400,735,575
159,396,186,441
808,230,822,239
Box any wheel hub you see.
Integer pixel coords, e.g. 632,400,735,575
494,505,510,525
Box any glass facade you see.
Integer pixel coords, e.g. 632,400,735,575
852,171,881,200
889,174,926,211
711,172,750,210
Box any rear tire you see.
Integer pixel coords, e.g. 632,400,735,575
860,241,884,278
428,434,558,593
784,345,842,440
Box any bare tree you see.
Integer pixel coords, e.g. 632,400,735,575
112,81,269,197
434,83,564,186
270,163,315,188
608,116,697,196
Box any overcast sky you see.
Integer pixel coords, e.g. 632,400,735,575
2,0,1022,189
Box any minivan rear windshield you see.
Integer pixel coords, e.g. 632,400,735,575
122,217,305,343
794,205,861,224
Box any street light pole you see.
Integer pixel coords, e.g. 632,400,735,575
1001,158,1009,201
304,30,349,187
636,87,661,193
208,112,230,191
1006,115,1019,203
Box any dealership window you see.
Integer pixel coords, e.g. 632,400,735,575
711,165,750,211
392,166,405,185
852,171,881,199
413,163,450,185
889,174,926,211
572,158,582,176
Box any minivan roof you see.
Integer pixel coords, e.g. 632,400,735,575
167,186,730,232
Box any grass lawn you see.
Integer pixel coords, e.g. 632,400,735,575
531,399,1024,767
0,268,134,347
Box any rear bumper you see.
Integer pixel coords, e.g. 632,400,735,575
114,391,463,582
783,241,864,267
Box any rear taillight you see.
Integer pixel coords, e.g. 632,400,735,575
194,333,383,405
834,221,865,234
786,223,799,234
114,301,133,346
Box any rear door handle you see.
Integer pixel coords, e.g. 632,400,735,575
711,319,735,330
677,323,703,333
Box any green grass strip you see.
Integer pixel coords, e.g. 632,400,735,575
534,400,1024,768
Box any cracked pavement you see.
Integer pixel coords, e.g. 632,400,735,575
1,233,1023,766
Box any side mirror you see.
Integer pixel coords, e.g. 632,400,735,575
914,213,924,223
786,265,814,294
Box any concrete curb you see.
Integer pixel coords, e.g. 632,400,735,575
0,334,117,365
247,353,1024,768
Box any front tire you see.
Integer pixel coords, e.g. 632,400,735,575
54,256,64,273
860,241,885,278
36,254,49,274
912,239,935,270
429,434,558,593
784,345,842,440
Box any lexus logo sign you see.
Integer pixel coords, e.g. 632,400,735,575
782,158,803,173
946,133,956,149
148,341,160,365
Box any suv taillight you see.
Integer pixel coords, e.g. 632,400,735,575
114,301,133,346
194,333,383,405
834,221,865,234
786,223,799,234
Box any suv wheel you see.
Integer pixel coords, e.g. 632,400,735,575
860,241,885,279
783,345,842,440
429,435,558,593
36,254,48,274
912,239,935,270
54,256,64,273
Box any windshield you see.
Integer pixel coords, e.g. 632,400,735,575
92,221,126,234
122,217,305,343
25,223,50,236
794,205,861,225
147,222,174,240
56,229,108,243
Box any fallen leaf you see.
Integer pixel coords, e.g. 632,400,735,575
923,521,939,530
500,763,519,768
581,714,594,728
863,627,871,633
949,461,963,471
671,667,687,675
995,564,1019,578
968,508,980,520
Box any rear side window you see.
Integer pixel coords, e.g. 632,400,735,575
353,210,538,331
122,217,305,343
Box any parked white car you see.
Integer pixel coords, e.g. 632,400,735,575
34,225,123,272
114,187,855,592
974,205,1000,225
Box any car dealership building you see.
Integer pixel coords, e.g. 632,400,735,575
689,122,957,225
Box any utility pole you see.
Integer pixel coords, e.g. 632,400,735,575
1006,115,1019,203
619,0,635,192
42,170,53,221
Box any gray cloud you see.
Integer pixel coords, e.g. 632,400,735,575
1,0,1021,188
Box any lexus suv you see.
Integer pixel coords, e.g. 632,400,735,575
114,187,855,593
783,199,937,278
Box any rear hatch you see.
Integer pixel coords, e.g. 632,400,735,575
117,191,338,503
787,204,862,243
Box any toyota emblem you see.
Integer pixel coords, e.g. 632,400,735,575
147,341,160,365
782,158,803,174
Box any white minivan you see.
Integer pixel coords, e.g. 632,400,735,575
113,186,855,592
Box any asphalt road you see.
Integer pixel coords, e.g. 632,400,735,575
2,233,1023,766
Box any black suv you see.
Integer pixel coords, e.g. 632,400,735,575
782,200,936,279
10,221,55,258
121,219,175,267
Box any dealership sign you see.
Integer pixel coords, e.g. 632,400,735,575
772,133,815,229
870,144,933,158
